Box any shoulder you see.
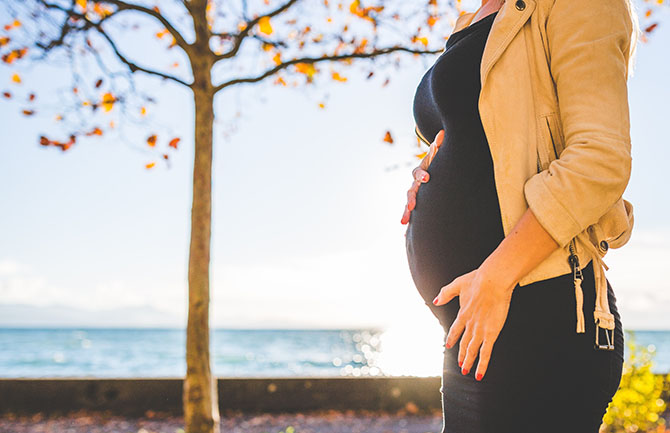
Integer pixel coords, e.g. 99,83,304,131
540,0,632,22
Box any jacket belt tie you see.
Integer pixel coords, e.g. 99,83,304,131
572,232,616,343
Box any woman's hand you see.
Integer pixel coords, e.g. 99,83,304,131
400,130,445,225
432,265,516,381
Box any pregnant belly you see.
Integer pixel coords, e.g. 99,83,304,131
404,143,505,305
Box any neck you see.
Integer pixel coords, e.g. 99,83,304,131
480,0,505,8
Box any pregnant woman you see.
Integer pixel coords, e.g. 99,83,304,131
401,0,639,431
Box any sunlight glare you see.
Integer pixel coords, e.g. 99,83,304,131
376,314,445,377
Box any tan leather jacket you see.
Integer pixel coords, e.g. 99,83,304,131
414,0,636,350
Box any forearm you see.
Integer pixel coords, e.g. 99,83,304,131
479,207,561,291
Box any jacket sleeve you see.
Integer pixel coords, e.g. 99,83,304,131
523,0,634,249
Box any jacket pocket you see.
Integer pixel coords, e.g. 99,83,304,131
537,112,563,171
543,112,563,159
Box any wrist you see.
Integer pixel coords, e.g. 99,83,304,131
479,249,520,293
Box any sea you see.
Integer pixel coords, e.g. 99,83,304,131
0,328,668,378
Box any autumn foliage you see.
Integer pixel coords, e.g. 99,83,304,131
1,0,664,167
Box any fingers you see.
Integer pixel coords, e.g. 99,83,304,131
401,130,444,225
407,178,422,211
474,338,495,381
436,129,445,148
400,168,429,224
460,328,483,376
400,205,410,225
413,167,429,183
445,312,466,349
428,130,445,165
433,280,459,306
457,322,473,368
422,129,444,169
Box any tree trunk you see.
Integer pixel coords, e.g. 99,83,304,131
183,75,220,433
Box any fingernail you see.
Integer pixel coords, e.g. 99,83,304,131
458,360,462,367
421,174,427,181
432,297,439,305
476,373,483,381
461,368,469,375
445,341,452,349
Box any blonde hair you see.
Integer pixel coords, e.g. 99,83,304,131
625,0,642,78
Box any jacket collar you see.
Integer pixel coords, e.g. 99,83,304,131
453,0,537,90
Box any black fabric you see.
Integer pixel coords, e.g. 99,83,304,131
404,11,625,433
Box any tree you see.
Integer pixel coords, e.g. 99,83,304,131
0,1,663,432
0,0,447,431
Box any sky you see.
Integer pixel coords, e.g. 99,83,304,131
1,0,669,333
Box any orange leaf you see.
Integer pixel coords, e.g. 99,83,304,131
147,134,157,147
145,162,156,169
413,36,429,46
0,36,9,46
2,51,17,64
168,137,180,149
383,131,393,144
332,72,347,82
140,107,147,116
2,91,11,98
75,0,86,12
22,109,34,116
295,62,316,78
258,16,273,35
415,151,428,159
93,3,114,17
318,102,325,109
101,92,116,112
272,52,282,65
95,78,103,88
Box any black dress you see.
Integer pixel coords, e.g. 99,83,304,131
404,11,625,433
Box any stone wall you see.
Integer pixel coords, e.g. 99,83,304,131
0,377,442,416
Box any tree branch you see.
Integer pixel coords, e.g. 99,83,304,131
213,46,442,93
213,0,300,61
94,24,192,87
35,0,191,88
99,0,192,52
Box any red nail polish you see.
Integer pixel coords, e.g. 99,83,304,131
445,342,451,349
432,297,439,305
458,360,462,367
462,368,469,375
476,373,483,381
